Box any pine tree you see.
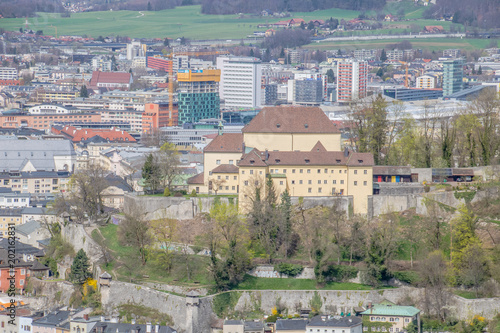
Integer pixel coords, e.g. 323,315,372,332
70,249,92,284
147,1,152,11
380,49,387,62
478,65,483,75
79,85,89,98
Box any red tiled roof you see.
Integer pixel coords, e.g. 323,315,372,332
238,147,374,167
204,133,244,153
89,71,132,86
212,164,239,173
54,125,136,143
242,106,340,134
187,172,204,184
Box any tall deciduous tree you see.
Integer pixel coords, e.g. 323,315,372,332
142,153,161,193
119,206,152,265
418,251,449,321
157,142,181,191
150,217,178,272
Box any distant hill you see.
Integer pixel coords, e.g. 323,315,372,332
424,0,500,29
200,0,386,15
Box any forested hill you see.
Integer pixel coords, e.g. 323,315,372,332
424,0,500,29
200,0,386,15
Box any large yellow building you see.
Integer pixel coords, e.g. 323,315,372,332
188,106,374,214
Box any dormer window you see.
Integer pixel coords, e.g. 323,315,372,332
275,159,281,164
336,159,341,163
358,159,363,163
304,124,309,128
276,123,281,128
305,159,310,164
250,160,255,165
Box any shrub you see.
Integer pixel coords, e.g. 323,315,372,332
190,189,197,197
163,188,170,196
173,191,183,197
424,185,430,193
392,271,421,285
274,263,304,277
316,264,358,282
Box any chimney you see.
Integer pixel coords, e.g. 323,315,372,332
83,314,89,321
146,322,152,333
265,149,269,161
242,142,246,152
344,147,349,157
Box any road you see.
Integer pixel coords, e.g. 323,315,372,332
317,33,466,42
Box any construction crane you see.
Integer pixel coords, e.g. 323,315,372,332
49,25,58,38
398,60,409,88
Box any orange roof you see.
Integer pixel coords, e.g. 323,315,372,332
54,125,136,143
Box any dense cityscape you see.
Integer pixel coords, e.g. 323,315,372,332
0,0,499,332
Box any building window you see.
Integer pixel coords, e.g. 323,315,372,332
21,269,25,275
225,186,229,190
20,279,24,286
234,176,237,180
318,180,321,184
244,181,248,186
317,169,321,173
331,170,334,173
333,180,336,184
308,188,312,193
225,176,229,180
340,180,344,184
364,169,368,174
292,169,296,173
250,170,254,175
229,160,233,165
307,169,311,173
318,188,322,193
354,181,358,186
299,180,303,184
219,186,223,190
364,181,367,186
354,170,357,174
291,180,295,184
241,171,245,174
308,180,312,184
217,176,221,180
232,186,235,190
283,169,287,173
300,169,303,173
324,180,327,184
280,181,284,185
216,160,221,165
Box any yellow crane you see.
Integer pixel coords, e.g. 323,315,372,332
398,60,409,88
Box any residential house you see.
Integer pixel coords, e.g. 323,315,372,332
31,310,72,333
0,248,48,292
52,125,136,144
15,220,51,249
89,321,177,332
360,301,421,333
18,310,44,333
223,320,265,333
0,306,31,333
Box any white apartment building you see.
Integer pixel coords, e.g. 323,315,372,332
126,41,146,60
336,59,368,102
416,75,438,89
0,67,18,80
217,56,262,109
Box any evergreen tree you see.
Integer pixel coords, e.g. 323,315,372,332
163,38,170,47
376,67,384,77
70,249,92,284
79,85,89,98
478,65,482,75
142,153,160,193
380,48,387,62
249,48,254,57
147,1,152,11
326,68,335,83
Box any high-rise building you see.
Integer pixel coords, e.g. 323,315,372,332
336,60,368,102
416,75,438,89
443,59,463,96
294,79,323,105
142,102,178,133
216,57,262,109
126,41,146,60
177,69,220,124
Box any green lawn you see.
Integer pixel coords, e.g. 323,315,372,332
306,37,492,51
454,290,479,299
93,224,214,286
234,274,375,291
0,3,463,40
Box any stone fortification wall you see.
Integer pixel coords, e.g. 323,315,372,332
377,183,424,195
24,277,75,310
124,195,233,220
101,280,215,333
290,196,353,215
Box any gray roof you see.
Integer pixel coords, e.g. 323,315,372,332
32,310,71,327
307,316,362,328
92,322,176,333
224,320,244,325
0,139,75,172
15,220,42,236
244,321,265,330
275,319,308,330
